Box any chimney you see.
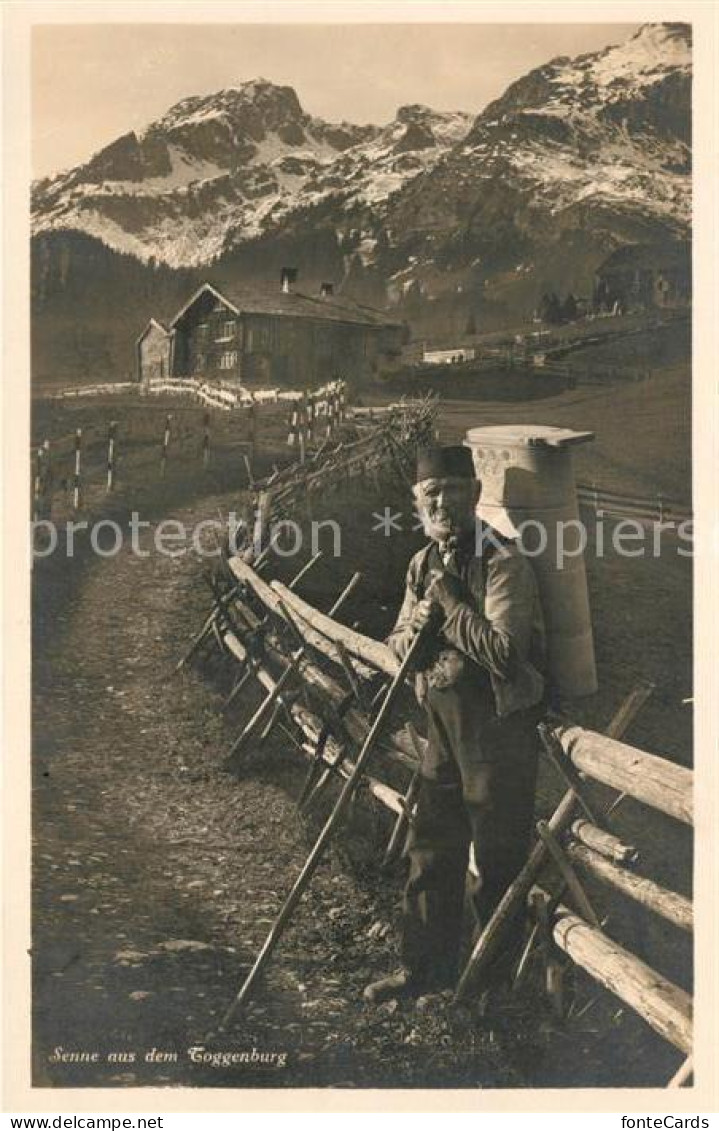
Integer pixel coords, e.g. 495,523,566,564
280,267,298,294
320,282,334,298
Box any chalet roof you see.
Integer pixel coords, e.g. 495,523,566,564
597,242,691,275
170,281,402,330
135,317,170,346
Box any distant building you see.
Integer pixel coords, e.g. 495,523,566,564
137,272,404,387
135,319,171,383
595,242,691,313
422,347,476,365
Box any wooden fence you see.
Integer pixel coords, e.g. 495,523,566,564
576,483,692,525
43,376,347,411
178,397,692,1084
46,381,139,400
30,380,353,521
456,719,692,1074
143,376,347,415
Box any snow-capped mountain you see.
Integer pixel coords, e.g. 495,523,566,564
32,78,473,267
31,23,691,383
382,23,690,299
469,21,690,221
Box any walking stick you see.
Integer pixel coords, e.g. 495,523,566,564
218,626,427,1029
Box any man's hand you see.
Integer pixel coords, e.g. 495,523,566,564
410,597,442,633
425,572,465,615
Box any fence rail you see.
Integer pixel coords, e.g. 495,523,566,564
47,382,139,400
43,376,348,409
576,483,692,525
30,379,356,521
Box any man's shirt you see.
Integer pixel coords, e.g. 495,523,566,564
386,524,546,718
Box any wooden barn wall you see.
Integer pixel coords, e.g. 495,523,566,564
138,325,171,384
241,312,391,386
171,290,404,385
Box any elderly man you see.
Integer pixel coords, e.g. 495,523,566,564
365,444,546,1003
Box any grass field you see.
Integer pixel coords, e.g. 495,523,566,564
432,366,690,501
373,322,691,502
31,394,301,532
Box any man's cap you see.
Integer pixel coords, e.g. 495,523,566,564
415,445,476,484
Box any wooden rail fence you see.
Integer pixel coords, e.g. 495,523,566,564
576,483,692,525
178,397,692,1085
30,380,354,519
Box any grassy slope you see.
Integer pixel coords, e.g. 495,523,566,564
371,322,691,502
434,365,690,501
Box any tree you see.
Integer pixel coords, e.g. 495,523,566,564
538,291,563,325
562,292,578,322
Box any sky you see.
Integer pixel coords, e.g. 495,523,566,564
32,21,641,179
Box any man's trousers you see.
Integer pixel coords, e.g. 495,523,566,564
401,665,541,989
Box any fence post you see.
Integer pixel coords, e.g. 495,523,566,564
298,396,307,465
73,429,82,511
106,420,118,492
202,410,211,468
248,403,258,455
32,446,43,522
41,439,52,518
243,453,254,488
657,494,665,523
306,395,314,442
160,414,172,478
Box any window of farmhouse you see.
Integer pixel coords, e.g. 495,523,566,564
217,320,236,342
219,351,238,370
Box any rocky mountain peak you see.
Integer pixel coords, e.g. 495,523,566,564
155,78,307,147
32,22,690,285
466,20,691,148
626,21,691,57
389,103,473,149
396,103,435,123
559,20,691,91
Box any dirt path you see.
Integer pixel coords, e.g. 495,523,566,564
31,491,500,1090
32,485,689,1091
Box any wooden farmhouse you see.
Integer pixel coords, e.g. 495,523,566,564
137,272,405,388
594,242,691,313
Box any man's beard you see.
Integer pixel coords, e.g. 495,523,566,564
423,510,470,542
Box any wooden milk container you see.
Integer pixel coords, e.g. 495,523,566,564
465,424,597,700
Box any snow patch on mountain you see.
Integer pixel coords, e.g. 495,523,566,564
556,22,691,92
61,146,225,199
32,81,472,265
517,142,687,220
